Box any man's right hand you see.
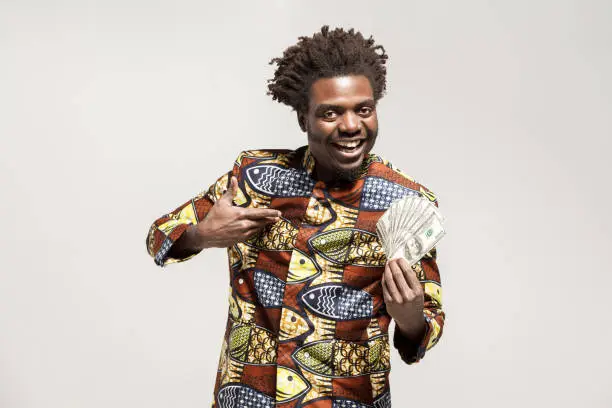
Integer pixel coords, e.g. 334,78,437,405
168,176,281,259
192,176,281,249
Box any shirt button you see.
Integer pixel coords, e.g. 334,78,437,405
238,278,244,284
299,259,305,265
313,204,319,211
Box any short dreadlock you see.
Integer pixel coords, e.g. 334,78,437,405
267,25,389,113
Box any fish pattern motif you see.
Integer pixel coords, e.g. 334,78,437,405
146,146,445,407
301,284,373,321
309,228,386,267
292,335,390,377
246,164,315,197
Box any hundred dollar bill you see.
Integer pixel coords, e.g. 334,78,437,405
401,212,446,265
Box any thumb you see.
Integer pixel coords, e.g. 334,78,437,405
221,176,238,204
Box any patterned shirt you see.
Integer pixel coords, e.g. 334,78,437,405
146,146,445,408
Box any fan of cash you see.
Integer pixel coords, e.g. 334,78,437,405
376,194,446,265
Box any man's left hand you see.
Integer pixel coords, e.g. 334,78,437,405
382,257,426,342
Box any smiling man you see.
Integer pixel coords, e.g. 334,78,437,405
146,26,444,408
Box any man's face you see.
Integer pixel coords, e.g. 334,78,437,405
300,74,378,183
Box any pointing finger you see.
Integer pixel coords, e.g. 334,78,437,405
242,208,282,220
243,219,279,231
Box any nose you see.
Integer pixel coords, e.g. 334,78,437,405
338,111,360,134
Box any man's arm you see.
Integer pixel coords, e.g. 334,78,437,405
145,171,228,267
391,248,445,364
163,177,281,260
381,190,445,364
146,158,281,267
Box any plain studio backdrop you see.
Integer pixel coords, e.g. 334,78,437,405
1,1,611,407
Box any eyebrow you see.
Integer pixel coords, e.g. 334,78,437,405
314,99,376,114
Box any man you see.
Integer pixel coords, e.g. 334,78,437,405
146,26,444,408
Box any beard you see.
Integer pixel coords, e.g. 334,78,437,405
330,165,363,183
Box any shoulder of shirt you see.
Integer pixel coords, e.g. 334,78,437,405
368,152,439,204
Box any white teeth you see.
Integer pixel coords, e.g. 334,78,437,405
335,140,361,148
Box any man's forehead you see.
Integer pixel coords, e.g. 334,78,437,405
309,75,374,106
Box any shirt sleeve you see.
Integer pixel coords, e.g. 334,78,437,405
145,153,244,267
393,193,445,364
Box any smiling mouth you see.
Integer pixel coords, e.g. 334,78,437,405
331,139,366,153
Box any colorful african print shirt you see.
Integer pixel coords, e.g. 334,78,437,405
146,146,445,408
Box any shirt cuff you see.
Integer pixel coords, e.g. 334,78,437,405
153,222,195,267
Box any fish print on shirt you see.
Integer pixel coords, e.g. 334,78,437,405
245,164,315,198
301,284,373,321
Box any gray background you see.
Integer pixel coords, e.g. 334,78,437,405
1,1,611,407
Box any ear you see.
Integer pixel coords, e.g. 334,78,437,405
297,111,307,132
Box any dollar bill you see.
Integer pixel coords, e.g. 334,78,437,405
402,212,445,265
376,194,446,263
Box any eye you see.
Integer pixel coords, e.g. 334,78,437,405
322,110,338,120
358,106,373,117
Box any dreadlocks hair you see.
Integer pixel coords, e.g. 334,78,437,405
267,25,389,114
